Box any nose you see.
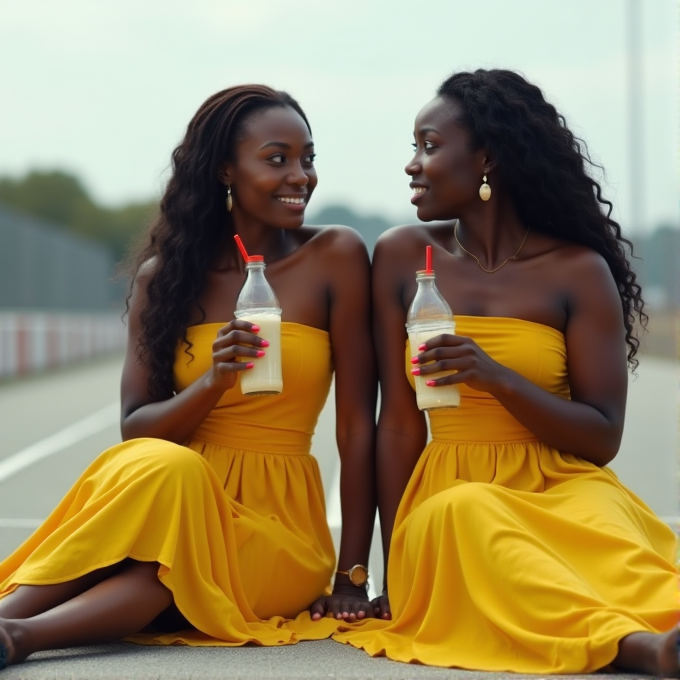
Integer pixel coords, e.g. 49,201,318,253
405,155,421,177
287,160,309,186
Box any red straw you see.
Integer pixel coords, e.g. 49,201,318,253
234,235,250,263
425,245,433,273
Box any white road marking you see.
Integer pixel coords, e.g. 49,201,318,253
0,402,119,483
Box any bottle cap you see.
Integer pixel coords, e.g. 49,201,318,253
234,235,264,263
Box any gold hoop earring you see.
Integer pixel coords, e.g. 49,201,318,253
479,175,491,201
226,185,233,212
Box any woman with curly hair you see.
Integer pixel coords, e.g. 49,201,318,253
0,85,376,668
336,69,679,675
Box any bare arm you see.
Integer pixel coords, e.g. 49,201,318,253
417,250,628,466
306,228,378,621
372,233,428,592
330,232,377,590
120,265,265,443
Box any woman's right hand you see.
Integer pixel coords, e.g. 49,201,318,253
208,319,268,392
371,590,392,620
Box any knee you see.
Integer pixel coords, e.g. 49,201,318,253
131,440,208,483
416,482,498,525
159,444,207,481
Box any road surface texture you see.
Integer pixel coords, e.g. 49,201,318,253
0,352,677,679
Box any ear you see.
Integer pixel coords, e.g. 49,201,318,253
482,154,497,175
218,162,231,186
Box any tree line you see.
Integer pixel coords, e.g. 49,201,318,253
0,170,156,262
1,170,678,309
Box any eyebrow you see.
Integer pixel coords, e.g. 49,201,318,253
415,126,441,136
260,141,315,150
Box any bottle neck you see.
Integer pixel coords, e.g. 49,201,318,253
245,262,266,273
406,269,453,329
415,272,436,289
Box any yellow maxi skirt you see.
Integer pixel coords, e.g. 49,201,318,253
335,317,679,673
0,323,343,645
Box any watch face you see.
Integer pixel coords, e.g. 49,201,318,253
348,564,368,586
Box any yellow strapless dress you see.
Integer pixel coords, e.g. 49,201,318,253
335,316,679,673
0,323,343,645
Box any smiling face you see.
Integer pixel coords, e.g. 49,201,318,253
223,105,317,230
406,96,488,222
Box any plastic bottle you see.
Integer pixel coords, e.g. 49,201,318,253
234,253,283,396
405,246,460,410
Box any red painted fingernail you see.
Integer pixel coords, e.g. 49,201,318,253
411,368,421,376
251,325,260,332
426,380,436,386
256,350,266,357
418,343,427,351
260,340,270,347
410,356,419,364
246,362,255,369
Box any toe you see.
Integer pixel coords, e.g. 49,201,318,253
0,622,13,669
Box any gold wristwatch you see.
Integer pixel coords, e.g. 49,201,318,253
336,564,369,587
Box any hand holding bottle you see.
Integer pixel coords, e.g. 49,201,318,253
233,235,283,396
207,319,269,393
411,332,510,396
406,246,460,411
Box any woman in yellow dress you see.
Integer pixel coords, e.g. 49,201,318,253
0,85,377,668
336,69,679,675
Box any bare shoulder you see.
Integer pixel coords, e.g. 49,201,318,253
132,256,159,287
303,224,370,261
376,223,425,252
532,236,621,313
542,239,615,288
375,221,453,258
126,257,159,321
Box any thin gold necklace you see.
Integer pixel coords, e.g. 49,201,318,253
454,221,530,274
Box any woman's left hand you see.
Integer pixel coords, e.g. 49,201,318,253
309,586,373,622
412,334,510,395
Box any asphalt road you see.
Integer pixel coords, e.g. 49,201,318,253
0,353,677,678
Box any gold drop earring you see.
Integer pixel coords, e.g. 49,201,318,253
226,185,233,212
479,175,491,201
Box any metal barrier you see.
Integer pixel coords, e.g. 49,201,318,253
0,205,121,311
0,311,126,380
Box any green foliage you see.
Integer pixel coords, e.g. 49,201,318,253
0,170,157,262
1,169,676,309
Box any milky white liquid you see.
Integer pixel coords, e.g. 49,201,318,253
237,312,282,396
408,323,460,411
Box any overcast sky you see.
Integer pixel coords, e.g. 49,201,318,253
0,0,677,232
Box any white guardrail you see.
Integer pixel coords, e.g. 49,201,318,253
0,310,127,380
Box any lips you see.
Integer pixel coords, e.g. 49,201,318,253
275,196,306,205
410,184,428,204
274,195,307,212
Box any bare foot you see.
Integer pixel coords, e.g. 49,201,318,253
0,618,29,669
615,627,679,677
0,621,13,669
657,626,680,678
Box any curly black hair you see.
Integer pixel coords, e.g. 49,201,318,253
127,85,311,399
437,69,646,368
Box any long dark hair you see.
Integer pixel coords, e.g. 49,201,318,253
127,85,311,399
438,69,646,368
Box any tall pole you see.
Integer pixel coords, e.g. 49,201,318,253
626,0,644,232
